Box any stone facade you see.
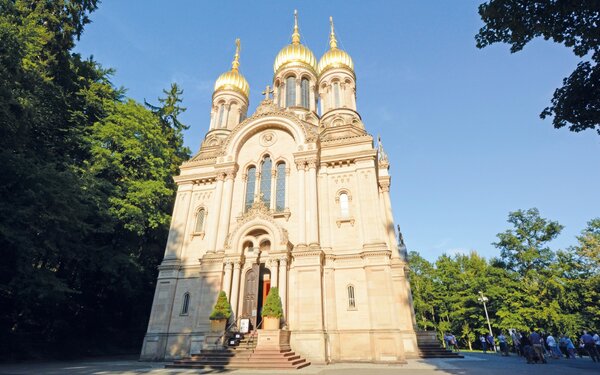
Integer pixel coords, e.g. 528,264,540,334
140,13,417,364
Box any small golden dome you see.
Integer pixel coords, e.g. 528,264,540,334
214,39,250,98
318,17,354,75
273,10,318,75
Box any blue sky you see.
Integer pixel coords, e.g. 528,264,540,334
76,1,600,261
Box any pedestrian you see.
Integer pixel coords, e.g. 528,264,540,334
486,333,495,353
529,328,547,364
498,331,509,356
594,332,600,353
480,334,487,353
520,333,534,364
450,333,460,353
444,333,453,350
564,336,576,359
511,330,522,356
546,334,560,359
580,330,600,362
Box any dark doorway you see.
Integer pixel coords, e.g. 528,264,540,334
241,263,271,330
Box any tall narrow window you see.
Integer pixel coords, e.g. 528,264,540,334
301,78,309,108
245,166,256,211
194,208,205,233
218,105,225,127
339,192,349,217
286,76,296,106
347,285,356,309
276,163,286,211
181,292,190,315
333,82,341,108
260,156,272,207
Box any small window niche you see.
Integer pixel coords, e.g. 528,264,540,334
335,190,355,227
347,285,357,310
181,292,190,316
192,208,206,239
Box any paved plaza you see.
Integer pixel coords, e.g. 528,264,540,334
0,353,598,375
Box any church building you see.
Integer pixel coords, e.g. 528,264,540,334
140,12,418,363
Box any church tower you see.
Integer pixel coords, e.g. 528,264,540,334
140,12,418,364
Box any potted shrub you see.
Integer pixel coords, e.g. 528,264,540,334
261,287,283,330
209,291,232,332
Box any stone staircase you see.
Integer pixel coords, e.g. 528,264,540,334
416,331,464,358
166,331,311,370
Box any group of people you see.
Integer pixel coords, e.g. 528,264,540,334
507,329,600,364
445,329,600,364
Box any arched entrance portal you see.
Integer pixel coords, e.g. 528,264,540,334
239,234,272,330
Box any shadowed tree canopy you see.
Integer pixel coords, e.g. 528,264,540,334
476,0,600,134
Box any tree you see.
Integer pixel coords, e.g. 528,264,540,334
493,208,563,277
476,0,600,134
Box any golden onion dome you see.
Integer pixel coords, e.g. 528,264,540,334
273,10,318,75
318,17,354,75
214,39,250,98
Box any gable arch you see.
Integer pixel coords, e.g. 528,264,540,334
221,116,309,158
225,215,289,253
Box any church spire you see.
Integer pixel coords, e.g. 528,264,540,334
231,38,241,72
292,9,301,45
329,16,338,50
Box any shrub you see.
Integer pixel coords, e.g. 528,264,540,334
209,291,232,320
261,287,283,318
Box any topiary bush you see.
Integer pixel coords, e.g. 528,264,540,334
209,291,232,320
261,287,283,318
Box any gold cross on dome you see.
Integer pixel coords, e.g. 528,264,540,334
262,85,274,100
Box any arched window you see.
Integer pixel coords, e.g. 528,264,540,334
347,285,356,309
333,82,341,108
245,166,256,211
181,292,190,315
260,156,272,207
339,192,349,217
286,76,296,106
276,163,286,211
300,78,309,108
217,105,225,127
194,208,205,233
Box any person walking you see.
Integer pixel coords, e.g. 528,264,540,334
450,333,460,353
498,332,509,356
581,330,600,362
511,330,522,356
546,334,560,359
480,335,487,353
486,333,495,353
529,329,547,364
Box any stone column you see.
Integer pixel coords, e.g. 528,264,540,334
307,159,319,246
222,262,233,298
207,173,225,252
296,161,306,245
224,104,231,128
216,169,236,252
230,262,242,320
381,181,399,256
295,80,301,106
309,84,316,112
278,83,284,107
278,258,288,319
351,86,357,110
271,259,279,288
209,107,216,130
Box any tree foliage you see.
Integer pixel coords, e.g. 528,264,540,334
0,0,190,359
476,0,600,134
409,209,599,349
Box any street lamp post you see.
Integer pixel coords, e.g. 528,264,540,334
478,291,495,351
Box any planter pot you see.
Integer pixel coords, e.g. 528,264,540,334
263,316,280,330
210,319,227,332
